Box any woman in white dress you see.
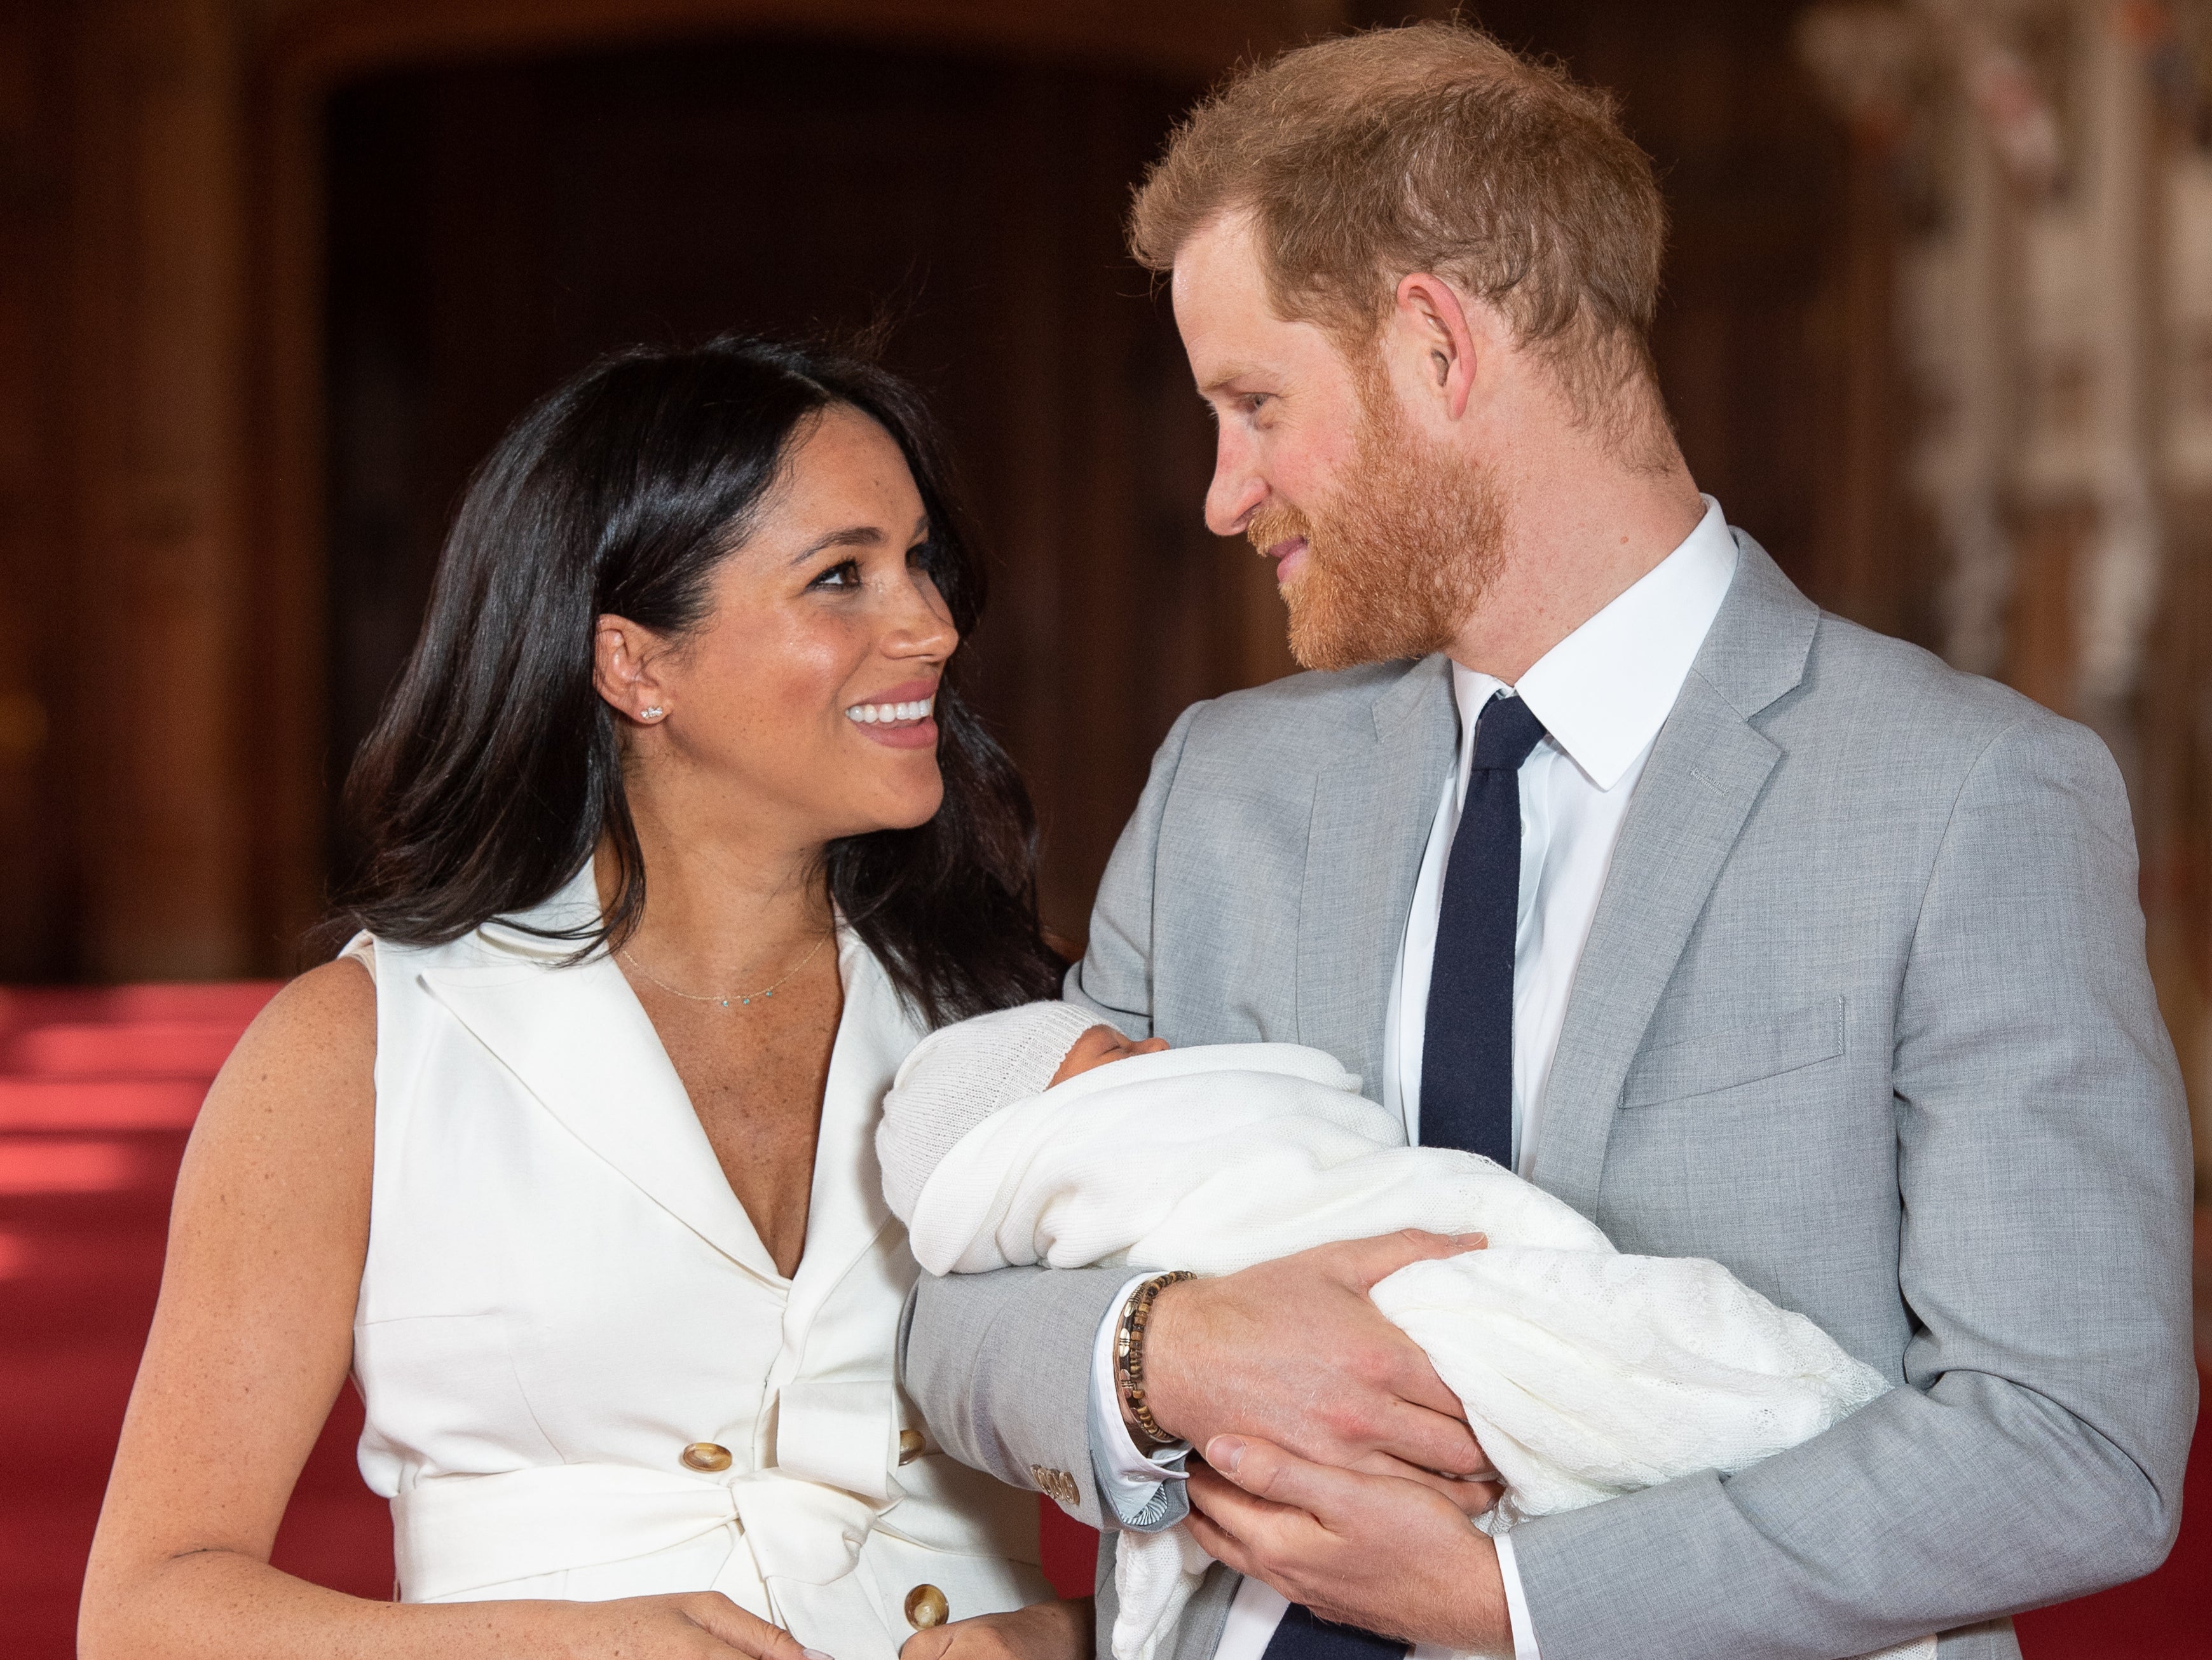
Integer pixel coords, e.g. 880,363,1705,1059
81,338,1084,1660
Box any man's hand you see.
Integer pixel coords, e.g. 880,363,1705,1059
1183,1437,1510,1654
1139,1231,1496,1509
899,1599,1093,1660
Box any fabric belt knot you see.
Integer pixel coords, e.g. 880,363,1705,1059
1420,690,1548,1169
393,1462,885,1603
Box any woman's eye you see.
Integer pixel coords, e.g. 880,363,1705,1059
809,559,861,590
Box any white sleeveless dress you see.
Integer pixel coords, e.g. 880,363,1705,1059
345,865,1047,1660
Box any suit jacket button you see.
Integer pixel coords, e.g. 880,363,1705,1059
905,1584,949,1630
898,1429,925,1465
1030,1464,1078,1506
680,1441,733,1472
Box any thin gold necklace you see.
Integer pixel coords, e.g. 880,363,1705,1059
620,933,831,1010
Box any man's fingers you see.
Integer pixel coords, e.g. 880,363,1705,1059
1204,1435,1363,1516
1371,1392,1487,1476
1372,1338,1470,1422
1203,1436,1496,1530
1187,1460,1306,1546
1182,1505,1258,1577
1187,1459,1287,1516
1348,1450,1502,1516
1332,1229,1487,1293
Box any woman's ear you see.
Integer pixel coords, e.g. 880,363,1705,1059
593,614,673,725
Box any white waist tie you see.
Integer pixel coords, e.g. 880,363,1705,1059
394,1463,884,1604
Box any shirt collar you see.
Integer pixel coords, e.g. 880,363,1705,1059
1451,494,1740,792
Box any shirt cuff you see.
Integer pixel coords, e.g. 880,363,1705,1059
1086,1272,1191,1531
1492,1532,1542,1660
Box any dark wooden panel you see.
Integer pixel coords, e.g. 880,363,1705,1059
0,4,77,978
323,34,1291,943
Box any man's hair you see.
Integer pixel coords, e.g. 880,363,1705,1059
1130,21,1669,427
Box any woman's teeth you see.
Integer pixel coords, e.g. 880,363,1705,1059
845,697,935,725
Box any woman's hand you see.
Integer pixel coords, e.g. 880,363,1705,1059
534,1592,823,1660
900,1598,1093,1660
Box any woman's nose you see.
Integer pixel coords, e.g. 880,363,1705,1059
886,571,959,659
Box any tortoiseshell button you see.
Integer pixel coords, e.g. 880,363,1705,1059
680,1441,733,1472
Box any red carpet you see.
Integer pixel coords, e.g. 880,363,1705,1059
3,985,2202,1656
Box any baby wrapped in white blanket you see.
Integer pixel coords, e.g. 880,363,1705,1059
879,1003,1913,1660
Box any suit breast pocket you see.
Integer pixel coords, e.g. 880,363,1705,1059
1618,997,1847,1109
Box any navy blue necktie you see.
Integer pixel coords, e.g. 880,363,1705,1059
1257,694,1547,1660
1421,692,1547,1166
1258,1602,1409,1660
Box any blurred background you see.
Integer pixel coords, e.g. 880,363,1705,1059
1,0,2208,1654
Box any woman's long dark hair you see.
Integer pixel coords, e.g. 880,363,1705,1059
331,336,1064,1027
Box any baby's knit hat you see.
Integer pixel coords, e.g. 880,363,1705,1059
877,1000,1108,1223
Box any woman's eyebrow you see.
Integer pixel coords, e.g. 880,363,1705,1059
789,514,931,565
789,525,884,564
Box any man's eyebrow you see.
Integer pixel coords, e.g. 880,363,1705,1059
1198,365,1269,397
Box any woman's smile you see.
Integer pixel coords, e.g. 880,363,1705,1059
844,678,939,749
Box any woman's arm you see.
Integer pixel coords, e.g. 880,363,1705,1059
79,960,809,1660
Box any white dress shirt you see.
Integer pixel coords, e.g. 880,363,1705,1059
1091,498,1740,1660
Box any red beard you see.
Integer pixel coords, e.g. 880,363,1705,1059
1248,389,1503,673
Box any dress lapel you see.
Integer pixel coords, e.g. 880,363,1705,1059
419,867,784,1285
783,935,924,1326
759,939,928,1508
1297,656,1458,1094
1529,534,1819,1216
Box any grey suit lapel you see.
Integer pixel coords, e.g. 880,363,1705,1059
1530,533,1820,1216
1296,655,1457,1095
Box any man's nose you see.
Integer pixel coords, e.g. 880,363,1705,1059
1205,430,1267,538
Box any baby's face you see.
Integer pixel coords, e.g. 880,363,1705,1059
1050,1024,1171,1087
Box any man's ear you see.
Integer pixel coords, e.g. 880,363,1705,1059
593,614,674,725
1389,272,1485,422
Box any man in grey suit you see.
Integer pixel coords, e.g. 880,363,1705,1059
901,24,2195,1660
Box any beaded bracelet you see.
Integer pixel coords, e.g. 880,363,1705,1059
1114,1270,1196,1448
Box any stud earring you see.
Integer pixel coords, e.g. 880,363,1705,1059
639,706,665,722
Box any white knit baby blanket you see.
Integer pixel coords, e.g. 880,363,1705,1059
892,1041,1932,1660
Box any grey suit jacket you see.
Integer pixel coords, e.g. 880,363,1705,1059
901,536,2197,1660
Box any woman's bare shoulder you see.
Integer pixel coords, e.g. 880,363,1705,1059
249,954,376,1048
230,953,374,1066
189,956,377,1163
